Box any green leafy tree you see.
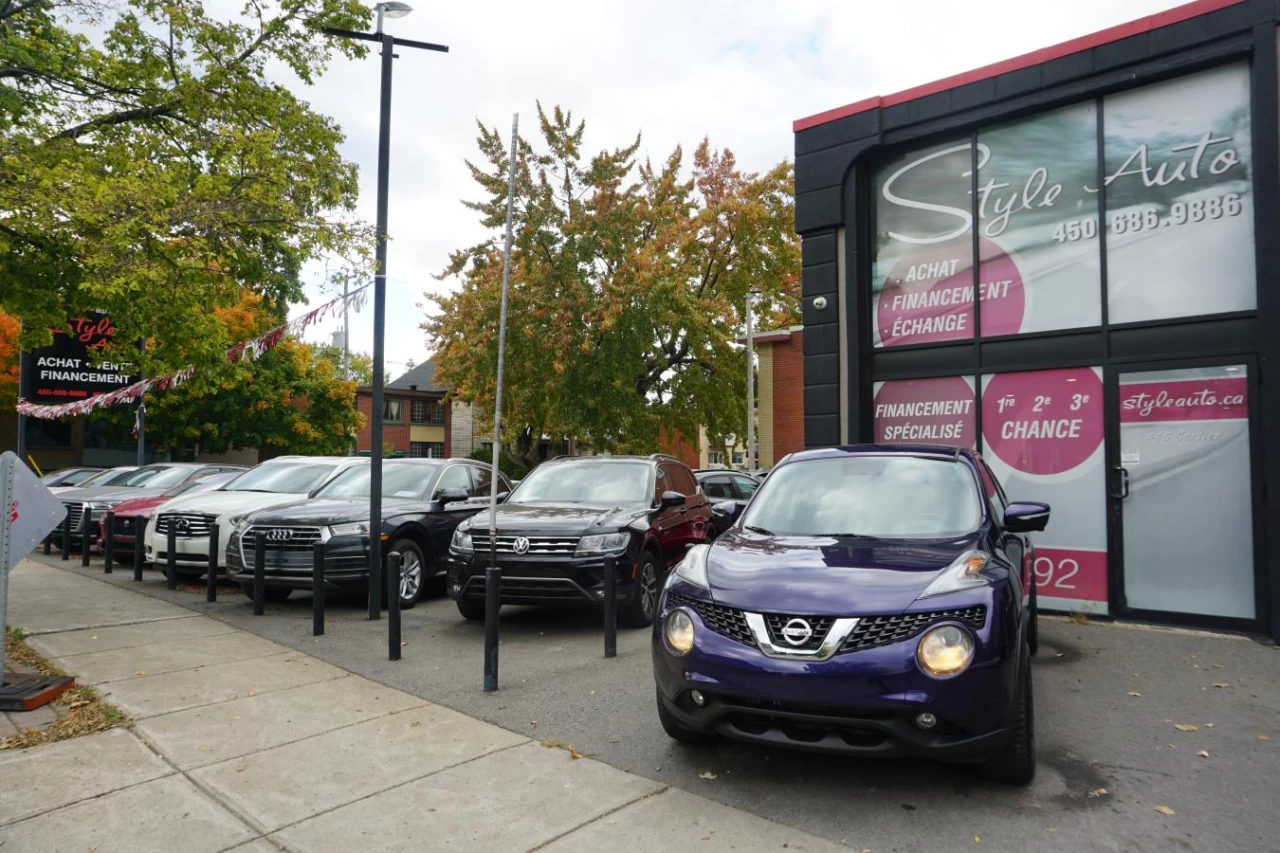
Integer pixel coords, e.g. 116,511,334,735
313,343,374,385
0,0,373,378
426,105,799,470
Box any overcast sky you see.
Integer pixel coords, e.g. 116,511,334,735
292,0,1183,378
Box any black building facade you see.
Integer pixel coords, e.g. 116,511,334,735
793,0,1280,639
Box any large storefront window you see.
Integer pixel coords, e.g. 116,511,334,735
1104,63,1254,325
872,376,975,448
981,367,1108,613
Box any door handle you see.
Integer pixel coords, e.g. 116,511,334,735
1112,466,1130,499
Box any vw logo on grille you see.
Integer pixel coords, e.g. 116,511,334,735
266,528,293,542
780,618,814,646
512,536,530,555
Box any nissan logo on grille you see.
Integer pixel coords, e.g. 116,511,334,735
265,528,293,542
780,618,814,646
512,537,530,555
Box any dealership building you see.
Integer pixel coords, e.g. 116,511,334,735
793,0,1280,640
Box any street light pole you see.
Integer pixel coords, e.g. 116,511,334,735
745,293,754,472
322,4,447,623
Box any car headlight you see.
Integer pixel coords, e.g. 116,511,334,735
673,544,710,589
230,516,250,534
916,550,991,600
86,500,118,511
917,625,975,678
329,521,370,537
575,531,630,556
664,609,695,655
451,526,473,553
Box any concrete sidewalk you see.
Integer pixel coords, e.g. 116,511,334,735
0,559,848,852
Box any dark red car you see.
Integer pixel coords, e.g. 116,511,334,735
97,471,240,562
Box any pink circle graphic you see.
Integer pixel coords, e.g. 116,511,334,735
874,376,976,449
877,238,1025,346
982,367,1104,476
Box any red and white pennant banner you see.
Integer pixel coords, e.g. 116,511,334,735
16,285,369,421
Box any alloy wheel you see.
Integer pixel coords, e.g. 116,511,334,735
639,561,658,619
399,550,422,602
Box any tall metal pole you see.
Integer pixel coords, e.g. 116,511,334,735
0,457,13,677
367,20,394,620
15,347,27,471
745,293,755,471
136,340,146,465
342,278,350,380
484,113,519,694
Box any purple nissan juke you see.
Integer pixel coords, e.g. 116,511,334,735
652,444,1050,784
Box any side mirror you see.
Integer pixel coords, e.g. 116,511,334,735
496,491,510,504
711,500,744,523
1004,501,1050,533
436,487,470,506
658,490,686,511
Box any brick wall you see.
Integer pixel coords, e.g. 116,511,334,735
756,345,775,467
450,402,475,457
355,392,411,454
771,330,806,461
658,427,700,469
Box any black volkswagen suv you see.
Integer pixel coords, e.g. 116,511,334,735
227,458,508,607
446,454,711,627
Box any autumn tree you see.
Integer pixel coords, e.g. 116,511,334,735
426,105,799,469
313,343,375,385
0,311,18,409
0,0,373,378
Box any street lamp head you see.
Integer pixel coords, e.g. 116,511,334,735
376,1,413,17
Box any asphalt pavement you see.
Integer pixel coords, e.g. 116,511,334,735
27,552,1280,853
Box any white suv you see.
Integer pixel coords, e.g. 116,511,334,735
144,456,367,578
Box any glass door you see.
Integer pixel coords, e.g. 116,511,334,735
1111,362,1258,624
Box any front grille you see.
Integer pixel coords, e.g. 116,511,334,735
240,526,326,569
111,515,136,535
668,592,755,648
470,534,580,556
840,606,987,653
58,501,84,533
763,613,835,652
155,512,216,538
719,695,894,721
465,576,586,600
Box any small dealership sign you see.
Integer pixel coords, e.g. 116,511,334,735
20,314,138,404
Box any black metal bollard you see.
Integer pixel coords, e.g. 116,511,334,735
103,512,114,575
311,541,325,636
483,538,501,692
44,536,51,555
133,532,144,581
366,534,381,620
387,550,402,661
81,506,93,567
206,523,220,603
603,555,617,658
252,533,265,616
166,524,178,590
61,514,70,560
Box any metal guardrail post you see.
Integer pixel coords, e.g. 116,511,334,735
603,555,617,658
166,524,177,590
253,533,266,616
312,541,325,636
81,506,93,567
133,532,144,581
102,511,114,574
206,523,220,602
387,550,401,661
60,514,69,560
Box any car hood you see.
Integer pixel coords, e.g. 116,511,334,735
156,490,314,520
110,495,169,518
469,502,648,535
56,485,166,504
247,498,426,527
704,530,983,616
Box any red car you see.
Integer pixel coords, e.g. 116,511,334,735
97,471,240,562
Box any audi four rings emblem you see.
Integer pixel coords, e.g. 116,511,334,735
265,528,293,542
780,618,814,646
512,537,531,555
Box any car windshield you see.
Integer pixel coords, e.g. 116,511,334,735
80,468,137,487
162,473,236,498
509,461,651,506
738,455,982,539
223,462,341,494
314,463,435,500
45,469,99,486
121,466,195,489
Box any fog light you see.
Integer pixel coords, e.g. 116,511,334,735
917,625,975,678
690,690,706,707
915,712,938,730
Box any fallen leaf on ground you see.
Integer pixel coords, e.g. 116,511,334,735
540,738,563,749
1197,750,1209,758
529,721,538,728
90,636,97,640
134,670,146,676
1088,788,1108,798
1205,723,1214,728
699,771,717,780
1153,806,1176,816
1174,724,1199,732
1128,692,1142,697
974,836,982,845
1054,652,1065,658
568,744,583,760
1212,682,1229,688
1258,735,1270,742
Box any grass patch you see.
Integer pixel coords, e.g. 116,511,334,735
1,631,130,751
1068,611,1091,625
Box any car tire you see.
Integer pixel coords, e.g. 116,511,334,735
620,552,661,629
389,539,427,610
981,655,1036,785
456,601,487,621
240,584,293,603
656,688,710,745
1027,583,1039,656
